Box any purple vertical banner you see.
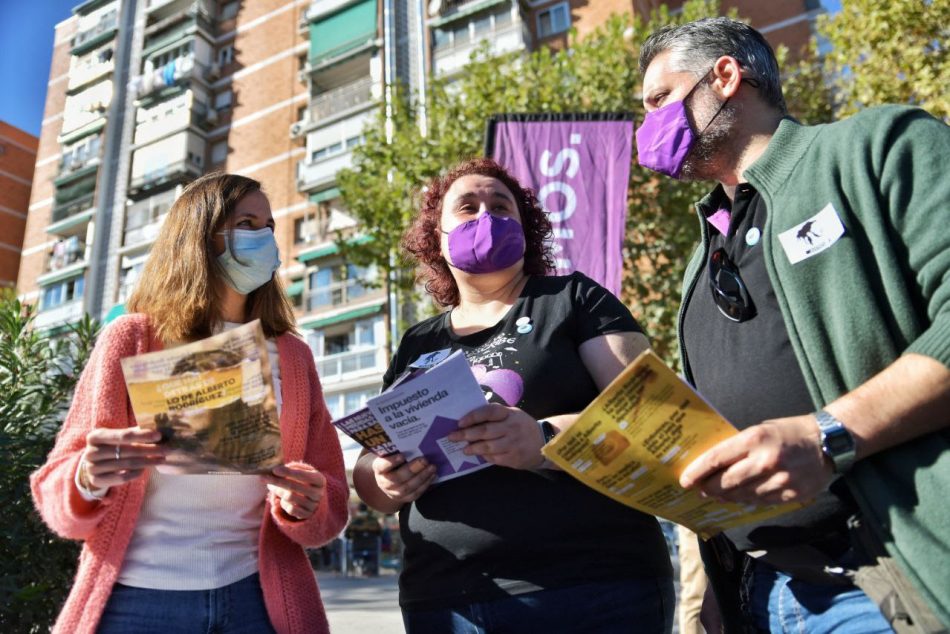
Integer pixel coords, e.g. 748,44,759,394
486,114,633,295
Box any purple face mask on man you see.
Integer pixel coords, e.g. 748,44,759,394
443,211,526,274
635,70,728,179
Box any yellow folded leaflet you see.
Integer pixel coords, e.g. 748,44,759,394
541,350,801,538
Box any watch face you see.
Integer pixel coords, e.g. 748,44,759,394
824,429,855,454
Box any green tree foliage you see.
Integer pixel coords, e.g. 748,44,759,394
337,0,835,363
338,0,732,358
0,299,99,632
818,0,949,121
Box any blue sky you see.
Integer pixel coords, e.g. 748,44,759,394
0,0,78,137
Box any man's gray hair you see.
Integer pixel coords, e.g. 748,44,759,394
639,17,787,113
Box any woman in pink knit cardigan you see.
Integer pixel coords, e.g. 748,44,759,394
31,173,349,633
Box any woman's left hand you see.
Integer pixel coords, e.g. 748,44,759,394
447,404,544,470
263,465,326,520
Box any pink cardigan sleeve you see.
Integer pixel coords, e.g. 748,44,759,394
30,318,140,540
269,350,349,547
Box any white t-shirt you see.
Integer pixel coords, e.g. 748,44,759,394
116,322,282,590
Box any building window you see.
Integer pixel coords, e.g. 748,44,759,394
307,263,372,310
214,89,233,110
310,136,363,162
433,28,450,50
124,189,175,247
147,41,194,72
219,1,239,20
217,44,235,67
41,276,85,310
473,14,492,36
354,318,376,347
211,140,228,164
453,22,471,45
294,215,320,244
537,2,570,38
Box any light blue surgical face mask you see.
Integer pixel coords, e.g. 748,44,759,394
217,228,281,294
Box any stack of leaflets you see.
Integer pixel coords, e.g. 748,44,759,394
333,350,489,483
541,350,802,538
120,320,282,474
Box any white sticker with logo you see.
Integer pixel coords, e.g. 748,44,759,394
409,348,452,369
778,203,846,264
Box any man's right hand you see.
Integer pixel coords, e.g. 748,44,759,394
372,454,437,504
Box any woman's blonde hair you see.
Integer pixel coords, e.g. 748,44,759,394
127,172,297,343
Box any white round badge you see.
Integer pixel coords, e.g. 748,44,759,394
745,227,761,246
516,316,531,326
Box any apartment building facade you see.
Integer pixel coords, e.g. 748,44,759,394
20,0,823,441
0,122,38,288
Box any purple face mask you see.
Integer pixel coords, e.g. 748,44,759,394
636,71,727,179
444,212,526,274
635,100,696,179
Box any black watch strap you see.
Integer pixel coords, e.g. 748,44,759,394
539,420,557,444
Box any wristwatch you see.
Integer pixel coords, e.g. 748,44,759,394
814,410,856,474
538,420,557,444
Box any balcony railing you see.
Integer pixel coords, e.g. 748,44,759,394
123,215,166,248
34,299,85,332
130,159,201,193
432,0,507,23
305,278,372,312
72,13,119,53
309,77,374,121
57,154,100,181
297,152,354,192
52,193,96,223
433,21,523,59
316,346,386,382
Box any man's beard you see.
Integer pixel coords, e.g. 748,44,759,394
679,92,739,182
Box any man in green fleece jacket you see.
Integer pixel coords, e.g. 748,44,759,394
636,17,949,634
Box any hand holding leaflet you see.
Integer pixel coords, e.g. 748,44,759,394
541,350,802,538
120,320,282,474
366,351,491,483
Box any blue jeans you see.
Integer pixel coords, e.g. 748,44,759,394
97,573,276,634
749,560,893,633
402,577,675,634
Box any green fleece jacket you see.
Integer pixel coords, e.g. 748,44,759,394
679,105,950,625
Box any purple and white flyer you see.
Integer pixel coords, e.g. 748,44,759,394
366,351,490,483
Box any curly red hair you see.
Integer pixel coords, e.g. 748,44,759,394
403,158,555,307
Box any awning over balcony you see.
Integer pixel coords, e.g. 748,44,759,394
104,302,126,324
309,0,377,65
309,187,341,204
300,303,383,330
428,0,508,28
285,280,305,296
297,234,373,264
54,174,97,205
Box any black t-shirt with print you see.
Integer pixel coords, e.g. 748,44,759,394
383,272,673,610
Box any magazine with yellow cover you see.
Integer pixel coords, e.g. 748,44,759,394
120,319,282,474
541,350,801,538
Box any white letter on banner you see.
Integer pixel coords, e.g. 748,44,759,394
540,147,581,178
539,181,577,224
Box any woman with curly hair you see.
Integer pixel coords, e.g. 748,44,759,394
31,173,348,633
354,158,674,633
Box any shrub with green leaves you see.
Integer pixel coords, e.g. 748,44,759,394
0,298,99,632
